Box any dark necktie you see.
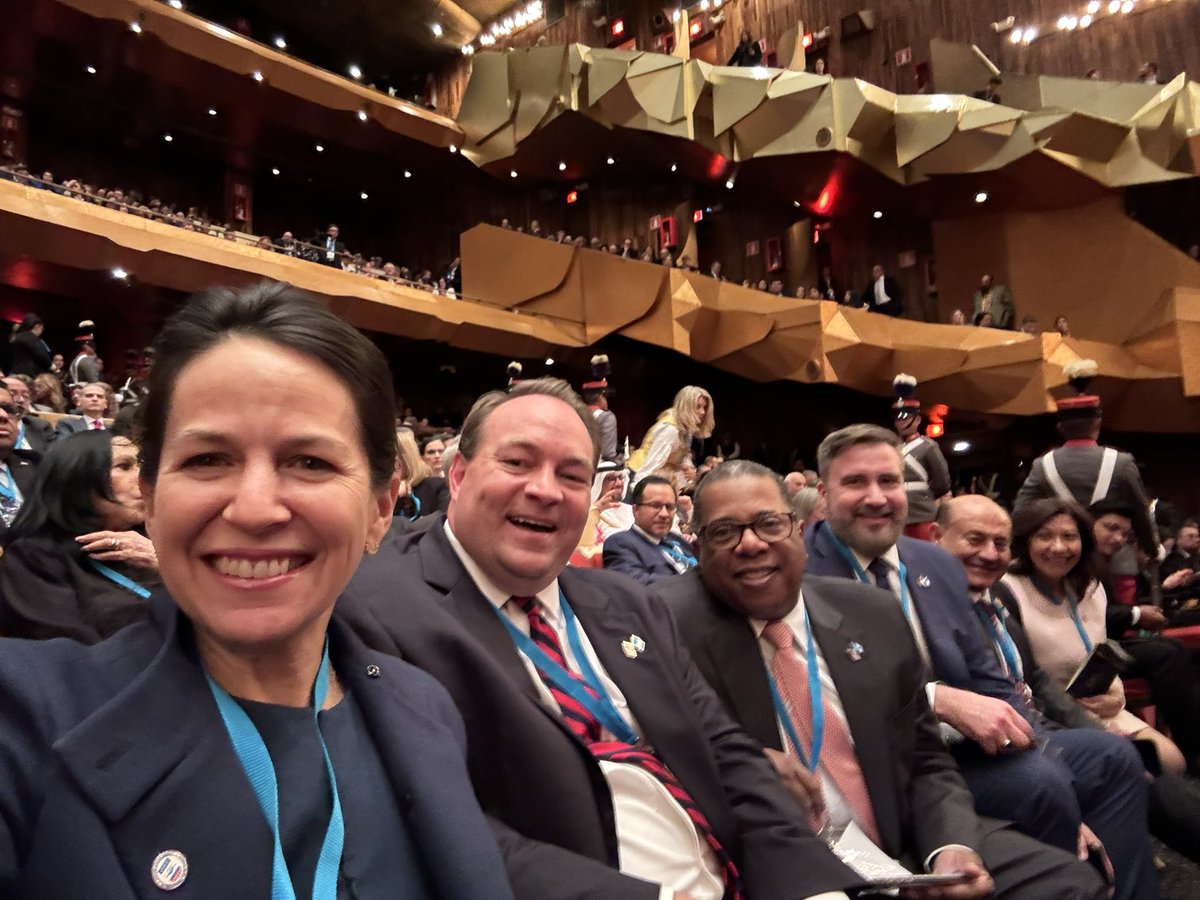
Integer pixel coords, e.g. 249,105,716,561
867,557,891,592
513,596,743,899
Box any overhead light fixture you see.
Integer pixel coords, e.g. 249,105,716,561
873,210,883,219
558,161,566,171
793,200,801,207
461,44,474,55
271,167,280,175
1021,27,1037,43
725,178,734,189
251,70,264,82
1080,14,1094,27
606,156,615,165
111,267,129,280
207,107,217,116
1108,0,1121,10
545,357,555,366
163,133,173,142
1010,28,1024,43
431,23,444,37
357,110,368,122
85,65,97,74
315,143,324,152
952,440,971,453
510,170,518,178
348,64,362,80
669,163,677,172
403,169,412,178
974,191,989,203
129,21,143,33
167,0,183,9
1087,0,1101,12
360,191,369,200
671,9,681,22
449,144,458,154
273,36,287,49
1120,0,1134,12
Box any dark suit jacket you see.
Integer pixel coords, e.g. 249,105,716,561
54,416,104,438
0,454,37,543
0,596,513,899
602,528,695,585
310,234,346,266
16,416,53,461
7,331,52,377
860,276,904,317
991,581,1099,732
653,570,983,867
804,522,1023,711
338,517,860,900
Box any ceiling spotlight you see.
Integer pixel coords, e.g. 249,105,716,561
700,0,709,9
360,191,369,200
273,36,287,49
1009,28,1023,43
348,64,362,80
167,0,183,9
1021,27,1037,43
449,144,458,154
1108,0,1121,11
357,110,368,122
793,200,801,207
558,161,567,171
1080,14,1094,27
606,156,615,165
873,210,883,219
510,170,518,178
315,143,324,152
129,21,143,33
163,133,173,142
1087,0,1101,12
271,167,280,176
1120,0,1134,12
431,23,444,37
545,357,555,366
974,191,989,203
725,178,734,189
669,163,677,172
111,267,129,280
461,44,474,55
251,70,264,82
952,440,971,453
207,107,217,116
671,9,681,22
85,65,97,74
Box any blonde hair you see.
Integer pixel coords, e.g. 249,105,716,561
671,385,715,439
31,373,67,413
396,430,432,486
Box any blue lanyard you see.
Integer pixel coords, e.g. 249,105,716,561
827,530,911,619
1031,576,1093,653
662,539,695,570
206,639,345,900
974,594,1023,682
15,421,25,450
407,493,422,522
0,463,19,502
87,559,151,598
764,608,825,772
495,589,639,745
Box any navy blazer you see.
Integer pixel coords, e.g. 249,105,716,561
602,527,695,585
338,516,861,900
804,522,1024,710
0,595,513,900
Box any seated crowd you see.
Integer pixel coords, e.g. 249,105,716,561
3,279,1200,899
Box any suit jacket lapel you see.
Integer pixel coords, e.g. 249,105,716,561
805,585,903,857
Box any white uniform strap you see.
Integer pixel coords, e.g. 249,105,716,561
1092,448,1119,506
901,437,929,485
1040,452,1075,504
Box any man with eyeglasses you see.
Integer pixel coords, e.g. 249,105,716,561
603,475,695,585
654,460,1106,899
0,385,37,534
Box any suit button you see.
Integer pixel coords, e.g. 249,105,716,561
366,664,381,678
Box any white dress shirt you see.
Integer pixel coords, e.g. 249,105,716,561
444,524,723,900
631,525,692,574
873,276,891,306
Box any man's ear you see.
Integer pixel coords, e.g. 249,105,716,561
929,522,944,544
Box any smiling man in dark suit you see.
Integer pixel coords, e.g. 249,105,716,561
603,475,696,584
339,379,862,900
653,460,1105,899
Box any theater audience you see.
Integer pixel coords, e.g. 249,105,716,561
399,430,449,519
628,384,715,486
602,475,695,583
0,431,157,642
420,434,447,477
31,372,67,413
56,382,110,436
3,376,55,459
8,314,53,377
0,384,36,533
728,29,764,67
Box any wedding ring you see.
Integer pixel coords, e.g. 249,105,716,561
1001,739,1013,749
110,538,119,549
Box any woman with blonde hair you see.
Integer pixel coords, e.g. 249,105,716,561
30,372,66,413
628,385,714,486
396,429,448,519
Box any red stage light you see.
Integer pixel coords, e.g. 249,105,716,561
925,422,944,438
610,19,625,37
693,209,704,223
566,190,578,204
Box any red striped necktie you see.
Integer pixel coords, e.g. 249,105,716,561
513,595,743,900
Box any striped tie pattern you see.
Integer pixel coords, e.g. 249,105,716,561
513,595,743,900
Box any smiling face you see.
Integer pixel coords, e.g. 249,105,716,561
1028,513,1083,585
633,482,677,540
934,497,1011,592
697,475,803,621
821,441,907,558
96,436,145,531
447,394,594,596
1093,512,1132,560
142,337,394,654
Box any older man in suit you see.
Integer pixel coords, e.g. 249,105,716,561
804,425,1157,900
971,275,1014,329
653,461,1106,898
0,385,37,535
2,377,54,461
858,264,903,317
603,476,696,584
339,378,862,900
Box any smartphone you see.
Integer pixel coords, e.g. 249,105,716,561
857,871,975,893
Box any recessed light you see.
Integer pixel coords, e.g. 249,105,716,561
793,200,801,207
431,23,444,37
952,440,971,453
670,163,677,172
974,191,989,203
449,144,458,154
111,267,129,280
85,65,97,75
207,107,217,116
545,357,555,366
403,169,412,178
461,44,474,55
273,36,287,49
271,167,280,176
873,210,883,219
510,170,518,178
558,161,566,171
251,70,264,82
360,191,369,200
129,21,143,33
357,110,368,122
725,179,734,189
163,133,173,142
168,0,183,9
348,64,362,80
606,156,615,165
315,144,324,152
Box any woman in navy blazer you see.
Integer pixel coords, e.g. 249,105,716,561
0,283,513,900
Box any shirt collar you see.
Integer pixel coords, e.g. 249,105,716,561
849,543,901,575
632,524,663,545
749,588,806,639
443,521,562,619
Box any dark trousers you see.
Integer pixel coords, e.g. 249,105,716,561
976,817,1107,899
955,728,1159,900
1122,636,1200,767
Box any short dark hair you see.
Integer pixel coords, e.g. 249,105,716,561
16,313,42,333
458,377,600,466
631,475,675,505
139,281,396,488
4,431,118,544
1009,497,1099,596
693,460,787,527
817,424,899,480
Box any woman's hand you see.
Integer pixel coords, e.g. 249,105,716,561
1079,680,1124,720
76,530,158,570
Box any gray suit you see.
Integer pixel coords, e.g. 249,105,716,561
972,285,1014,329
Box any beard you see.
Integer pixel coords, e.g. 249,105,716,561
829,510,904,559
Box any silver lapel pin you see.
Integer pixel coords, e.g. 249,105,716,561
621,634,647,658
917,574,931,588
846,641,865,662
151,850,188,891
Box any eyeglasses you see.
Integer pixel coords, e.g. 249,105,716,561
634,501,677,514
0,403,19,418
698,512,797,550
